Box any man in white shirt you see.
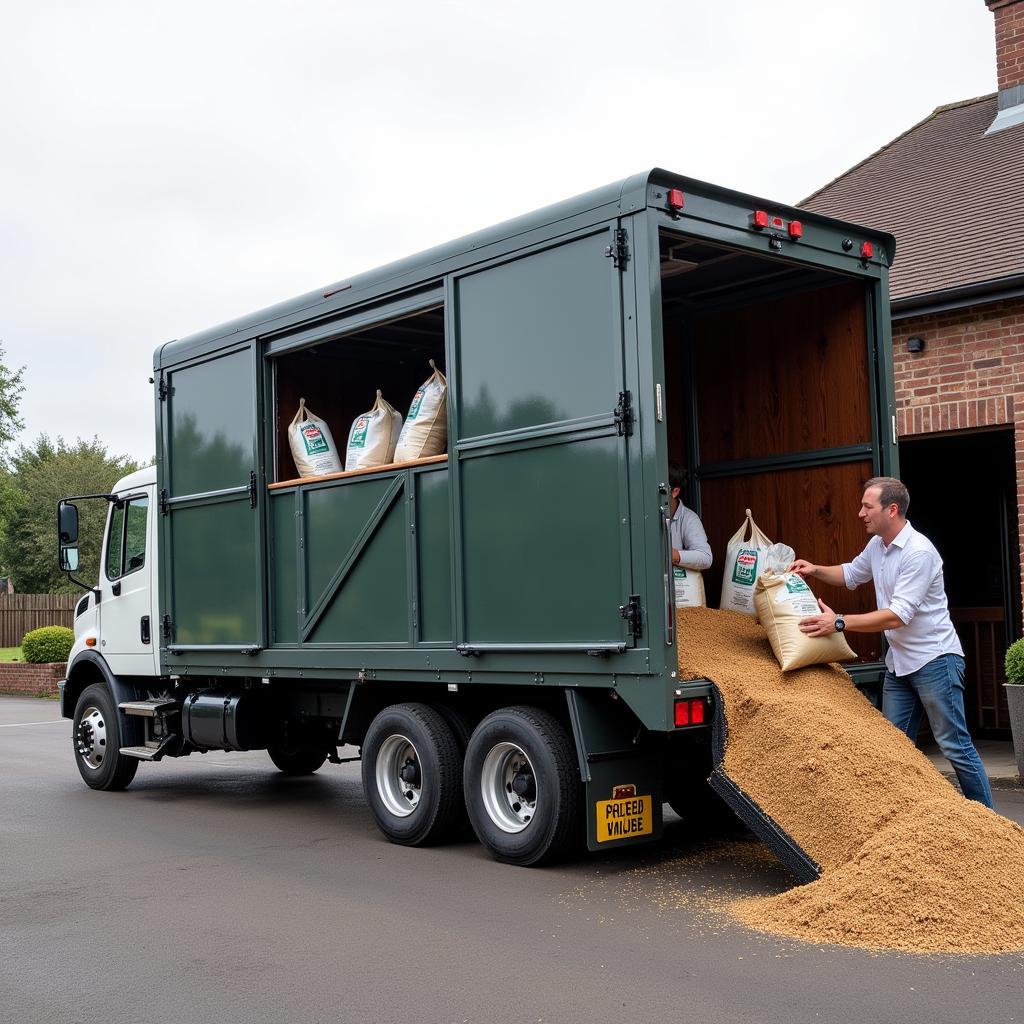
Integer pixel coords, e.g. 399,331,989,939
669,464,712,572
789,476,993,808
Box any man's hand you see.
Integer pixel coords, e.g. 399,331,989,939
799,598,837,636
789,559,817,578
672,548,681,566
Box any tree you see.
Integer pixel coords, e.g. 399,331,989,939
0,436,140,593
0,343,25,456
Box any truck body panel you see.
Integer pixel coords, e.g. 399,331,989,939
149,169,895,739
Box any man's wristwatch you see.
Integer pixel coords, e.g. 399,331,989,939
834,614,846,633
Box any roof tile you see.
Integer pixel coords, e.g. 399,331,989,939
800,95,1024,302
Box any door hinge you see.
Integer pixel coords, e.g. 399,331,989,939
604,228,629,269
159,488,170,515
248,470,258,509
614,391,633,437
157,375,170,401
620,595,643,641
160,614,173,640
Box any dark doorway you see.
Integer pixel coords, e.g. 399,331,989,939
899,428,1020,737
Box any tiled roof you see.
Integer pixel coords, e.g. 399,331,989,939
801,94,1024,304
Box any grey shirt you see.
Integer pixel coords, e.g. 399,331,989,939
671,503,713,571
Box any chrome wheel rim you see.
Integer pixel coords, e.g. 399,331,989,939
480,741,537,834
76,705,107,771
375,734,421,817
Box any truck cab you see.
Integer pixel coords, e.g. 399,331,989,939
65,466,160,681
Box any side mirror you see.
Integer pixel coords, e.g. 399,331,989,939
58,501,79,544
58,501,81,574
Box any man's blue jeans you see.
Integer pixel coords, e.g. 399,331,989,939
882,653,994,808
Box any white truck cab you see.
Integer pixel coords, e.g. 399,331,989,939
64,465,159,678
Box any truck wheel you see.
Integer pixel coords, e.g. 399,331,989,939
431,704,474,753
267,742,328,775
464,706,579,867
361,703,463,846
72,683,139,791
428,704,477,837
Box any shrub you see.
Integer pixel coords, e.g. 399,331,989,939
21,626,74,664
1006,637,1024,684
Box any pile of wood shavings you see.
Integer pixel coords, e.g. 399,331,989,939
676,605,1024,954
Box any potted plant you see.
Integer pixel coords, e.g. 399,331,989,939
1003,638,1024,782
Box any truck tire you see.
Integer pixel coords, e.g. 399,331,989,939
72,682,139,791
430,704,474,753
361,703,463,846
463,706,579,867
267,742,328,776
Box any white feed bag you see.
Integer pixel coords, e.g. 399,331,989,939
287,399,343,478
720,508,773,616
394,360,448,462
673,566,706,608
754,570,856,672
345,390,403,471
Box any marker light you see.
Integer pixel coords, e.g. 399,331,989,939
861,241,874,259
668,188,685,211
788,220,803,239
752,210,769,229
86,637,97,647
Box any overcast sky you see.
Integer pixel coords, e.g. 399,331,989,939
0,0,997,464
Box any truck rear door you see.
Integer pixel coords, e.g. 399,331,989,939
450,222,638,652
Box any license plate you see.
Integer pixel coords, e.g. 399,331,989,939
595,794,653,843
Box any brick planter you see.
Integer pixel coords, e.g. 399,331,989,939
0,661,65,697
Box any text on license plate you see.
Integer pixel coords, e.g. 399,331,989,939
595,794,653,843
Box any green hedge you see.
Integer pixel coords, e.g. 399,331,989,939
1006,637,1024,684
21,626,75,664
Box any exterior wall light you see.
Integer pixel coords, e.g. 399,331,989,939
907,336,925,353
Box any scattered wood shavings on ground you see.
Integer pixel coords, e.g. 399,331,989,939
675,606,1024,954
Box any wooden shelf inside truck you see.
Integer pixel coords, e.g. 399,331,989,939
268,454,448,490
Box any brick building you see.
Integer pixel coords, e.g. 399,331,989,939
802,0,1024,738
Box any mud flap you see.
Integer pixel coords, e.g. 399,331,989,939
707,683,821,884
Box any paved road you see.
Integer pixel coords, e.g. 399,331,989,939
2,695,1022,1024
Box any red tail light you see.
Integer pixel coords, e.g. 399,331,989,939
788,220,803,239
674,697,708,727
861,241,874,259
668,188,685,211
752,209,769,229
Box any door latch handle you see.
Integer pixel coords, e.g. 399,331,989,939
140,616,151,644
111,581,121,597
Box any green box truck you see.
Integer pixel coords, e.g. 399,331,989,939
57,168,897,866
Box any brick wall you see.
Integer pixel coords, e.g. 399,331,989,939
892,295,1024,597
988,0,1024,93
0,662,64,697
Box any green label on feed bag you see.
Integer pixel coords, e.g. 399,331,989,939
785,575,811,595
301,423,329,455
407,387,426,421
349,417,369,449
732,549,758,586
674,567,687,580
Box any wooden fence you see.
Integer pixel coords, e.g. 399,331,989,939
0,594,76,647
